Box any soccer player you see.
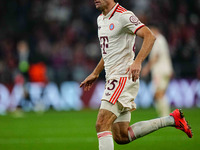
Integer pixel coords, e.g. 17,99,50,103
142,25,174,117
80,0,193,149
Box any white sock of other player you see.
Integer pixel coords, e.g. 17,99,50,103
155,96,170,117
97,131,114,150
128,116,175,141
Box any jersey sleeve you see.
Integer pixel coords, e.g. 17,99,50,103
120,11,144,35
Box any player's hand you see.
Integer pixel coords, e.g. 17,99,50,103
80,73,99,91
126,61,141,82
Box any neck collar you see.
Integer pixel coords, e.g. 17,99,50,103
102,3,119,20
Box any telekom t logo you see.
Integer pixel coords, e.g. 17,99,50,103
100,36,109,54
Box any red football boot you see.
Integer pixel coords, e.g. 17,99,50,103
170,109,193,138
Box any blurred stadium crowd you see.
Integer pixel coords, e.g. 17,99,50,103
0,0,200,87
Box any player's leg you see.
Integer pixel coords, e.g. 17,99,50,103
112,110,175,144
96,101,118,150
111,110,131,144
127,115,175,141
112,122,130,144
112,110,192,144
96,109,117,132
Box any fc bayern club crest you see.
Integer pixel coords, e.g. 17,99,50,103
109,23,114,30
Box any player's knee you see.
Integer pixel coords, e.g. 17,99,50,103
96,120,111,132
113,135,129,145
113,132,129,145
113,135,122,144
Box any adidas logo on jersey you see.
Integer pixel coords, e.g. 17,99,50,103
105,92,111,96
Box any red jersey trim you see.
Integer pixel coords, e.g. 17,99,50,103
109,4,119,20
109,77,127,104
134,25,145,34
116,10,127,13
116,5,127,13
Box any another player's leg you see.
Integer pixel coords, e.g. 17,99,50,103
96,102,117,150
154,76,171,117
154,90,170,117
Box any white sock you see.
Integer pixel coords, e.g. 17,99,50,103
155,96,170,117
128,116,175,141
97,131,114,150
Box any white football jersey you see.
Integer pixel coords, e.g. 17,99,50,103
97,3,144,79
150,34,173,77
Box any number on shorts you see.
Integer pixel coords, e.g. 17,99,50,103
107,80,118,90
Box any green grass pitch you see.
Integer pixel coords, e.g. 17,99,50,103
0,108,199,150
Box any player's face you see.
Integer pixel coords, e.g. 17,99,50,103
94,0,109,11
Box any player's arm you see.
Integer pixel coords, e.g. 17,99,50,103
80,57,104,91
126,26,156,81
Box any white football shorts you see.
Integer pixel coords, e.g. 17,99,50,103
100,76,139,122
